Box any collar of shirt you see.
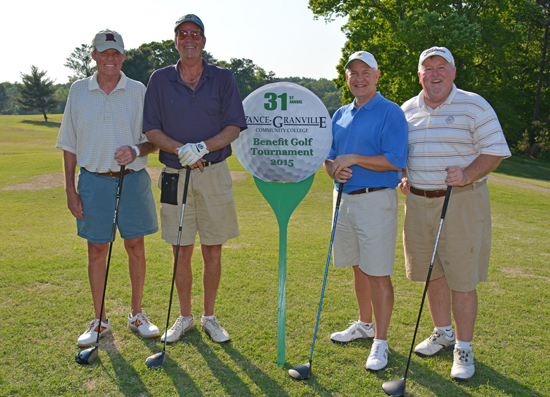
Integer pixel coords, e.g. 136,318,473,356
351,92,383,115
169,58,213,86
417,83,458,109
88,71,128,93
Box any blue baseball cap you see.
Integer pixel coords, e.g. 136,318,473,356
174,14,204,33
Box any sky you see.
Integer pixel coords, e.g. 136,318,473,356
1,0,348,84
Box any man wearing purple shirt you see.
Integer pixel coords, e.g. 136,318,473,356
143,14,247,343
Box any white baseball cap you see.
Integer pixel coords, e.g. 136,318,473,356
92,29,125,54
418,47,455,70
345,51,378,71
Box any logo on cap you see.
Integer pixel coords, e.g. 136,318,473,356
105,34,116,42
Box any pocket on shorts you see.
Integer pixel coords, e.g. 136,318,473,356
160,171,179,205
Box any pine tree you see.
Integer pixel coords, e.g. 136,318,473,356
16,66,60,122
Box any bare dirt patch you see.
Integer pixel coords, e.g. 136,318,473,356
1,168,249,191
500,267,550,282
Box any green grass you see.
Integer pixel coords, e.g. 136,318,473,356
0,115,549,396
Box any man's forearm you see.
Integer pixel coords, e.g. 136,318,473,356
63,151,78,193
204,126,241,152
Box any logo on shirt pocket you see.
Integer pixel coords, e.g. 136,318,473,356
445,116,455,124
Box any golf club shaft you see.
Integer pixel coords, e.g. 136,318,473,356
402,186,452,381
95,165,126,345
308,183,344,362
161,167,192,354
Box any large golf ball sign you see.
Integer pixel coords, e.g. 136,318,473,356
233,82,332,182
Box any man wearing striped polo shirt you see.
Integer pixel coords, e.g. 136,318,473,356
400,47,511,381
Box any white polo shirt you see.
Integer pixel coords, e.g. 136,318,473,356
401,84,511,190
56,71,149,173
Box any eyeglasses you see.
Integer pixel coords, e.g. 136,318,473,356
177,30,202,40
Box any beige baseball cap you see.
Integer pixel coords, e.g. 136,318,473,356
418,47,455,70
92,29,125,54
345,51,378,71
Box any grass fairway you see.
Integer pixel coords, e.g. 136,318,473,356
0,115,548,396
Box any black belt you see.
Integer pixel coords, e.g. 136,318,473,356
348,187,388,195
183,160,221,168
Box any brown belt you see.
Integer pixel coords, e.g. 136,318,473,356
410,186,447,198
348,187,388,195
183,160,221,168
83,167,132,178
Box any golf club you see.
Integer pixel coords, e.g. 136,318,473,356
382,187,453,396
146,167,191,369
289,183,344,380
76,165,126,365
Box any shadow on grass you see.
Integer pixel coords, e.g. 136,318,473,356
21,119,61,128
374,348,544,396
495,156,550,183
91,335,155,397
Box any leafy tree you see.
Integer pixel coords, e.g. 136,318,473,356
122,47,155,86
217,58,276,100
64,44,96,84
0,84,9,114
16,66,60,121
309,0,549,147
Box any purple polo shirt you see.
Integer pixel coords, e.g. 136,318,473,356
143,59,247,169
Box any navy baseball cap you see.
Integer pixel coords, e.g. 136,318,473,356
174,14,204,33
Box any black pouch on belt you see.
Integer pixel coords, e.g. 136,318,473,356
160,172,179,205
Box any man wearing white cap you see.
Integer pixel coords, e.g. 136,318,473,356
57,29,160,348
400,46,511,380
324,51,408,371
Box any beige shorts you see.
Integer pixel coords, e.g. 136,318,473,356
333,188,398,277
158,160,239,246
403,181,491,292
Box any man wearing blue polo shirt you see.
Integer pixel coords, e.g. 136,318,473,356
324,51,408,371
143,14,247,344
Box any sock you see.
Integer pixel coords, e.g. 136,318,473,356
358,320,373,327
373,338,388,346
436,325,454,338
202,315,215,321
456,340,472,351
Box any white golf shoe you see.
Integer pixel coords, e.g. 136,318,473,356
127,312,160,338
161,315,195,343
414,328,455,357
77,318,111,347
330,320,375,343
366,340,390,371
201,316,230,343
450,347,475,381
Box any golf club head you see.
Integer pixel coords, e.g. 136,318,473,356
146,352,166,369
288,362,311,380
382,378,406,396
75,346,98,365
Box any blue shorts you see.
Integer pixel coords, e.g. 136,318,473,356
77,168,158,244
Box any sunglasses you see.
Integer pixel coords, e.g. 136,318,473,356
177,30,202,41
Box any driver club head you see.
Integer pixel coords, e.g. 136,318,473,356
382,377,406,396
288,362,311,380
146,352,166,369
75,346,98,365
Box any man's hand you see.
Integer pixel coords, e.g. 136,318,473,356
324,158,352,183
178,141,209,167
114,145,137,165
445,166,470,186
67,189,84,220
399,176,409,196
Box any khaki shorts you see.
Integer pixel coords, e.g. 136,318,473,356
158,160,239,246
403,181,491,292
333,188,398,277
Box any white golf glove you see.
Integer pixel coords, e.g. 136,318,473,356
177,141,209,167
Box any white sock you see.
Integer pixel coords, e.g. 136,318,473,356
436,325,454,338
373,338,388,346
456,340,472,351
358,320,373,327
202,315,215,321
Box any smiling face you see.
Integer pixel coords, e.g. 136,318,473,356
418,55,456,108
174,21,206,63
92,48,125,80
345,60,380,108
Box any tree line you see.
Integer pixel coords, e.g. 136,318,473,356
0,40,342,121
309,0,550,156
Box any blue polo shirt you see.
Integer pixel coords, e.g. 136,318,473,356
328,93,408,194
143,59,247,169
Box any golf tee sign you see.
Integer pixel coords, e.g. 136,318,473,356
234,82,332,366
